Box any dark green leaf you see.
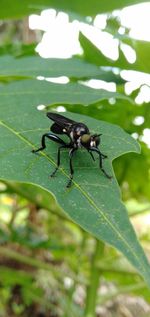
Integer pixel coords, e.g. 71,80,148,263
0,82,150,286
0,78,131,105
0,55,124,83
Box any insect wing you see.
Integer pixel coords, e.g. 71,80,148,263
51,123,64,134
47,112,77,134
47,112,76,125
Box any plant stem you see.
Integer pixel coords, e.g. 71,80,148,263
0,245,54,271
84,239,104,317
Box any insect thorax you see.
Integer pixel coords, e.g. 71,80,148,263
69,123,89,142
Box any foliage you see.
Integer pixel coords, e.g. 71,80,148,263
0,0,150,19
0,0,150,316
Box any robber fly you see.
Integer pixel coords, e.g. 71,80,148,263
32,112,111,188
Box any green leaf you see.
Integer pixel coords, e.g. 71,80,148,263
79,32,127,67
0,55,124,84
79,32,150,74
0,79,130,106
0,78,150,287
0,0,149,19
121,36,150,73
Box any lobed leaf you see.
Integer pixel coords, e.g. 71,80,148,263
0,78,150,286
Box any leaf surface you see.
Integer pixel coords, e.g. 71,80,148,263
0,79,150,286
0,79,130,106
0,55,124,83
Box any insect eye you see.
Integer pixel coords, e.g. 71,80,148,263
81,134,91,145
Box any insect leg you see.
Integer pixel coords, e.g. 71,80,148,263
50,144,70,177
66,148,77,188
32,133,66,153
101,153,107,159
89,151,95,161
89,150,107,161
90,147,112,179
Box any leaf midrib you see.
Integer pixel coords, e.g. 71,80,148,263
0,119,146,274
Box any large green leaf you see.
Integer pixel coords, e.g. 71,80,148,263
0,78,150,286
0,79,130,105
0,55,124,83
79,32,150,73
0,0,149,19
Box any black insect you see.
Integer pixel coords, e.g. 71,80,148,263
32,112,111,188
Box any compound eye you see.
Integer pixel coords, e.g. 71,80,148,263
81,134,91,146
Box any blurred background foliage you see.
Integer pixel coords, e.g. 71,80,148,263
0,0,150,316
